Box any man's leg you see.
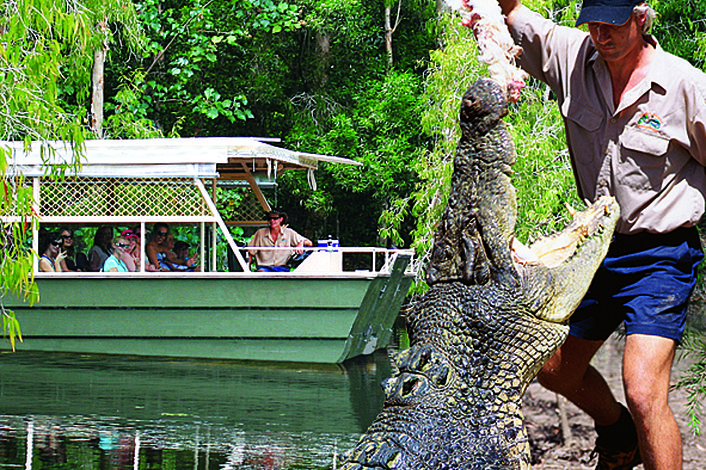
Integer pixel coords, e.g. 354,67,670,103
539,334,644,469
537,334,622,426
623,333,681,470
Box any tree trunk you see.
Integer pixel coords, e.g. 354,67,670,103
316,32,331,87
384,5,393,66
91,46,105,138
91,19,108,138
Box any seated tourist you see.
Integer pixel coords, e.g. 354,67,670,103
247,209,312,272
158,233,198,271
171,239,199,271
57,226,87,272
87,225,113,272
103,235,133,272
38,232,67,272
145,223,170,271
120,229,140,272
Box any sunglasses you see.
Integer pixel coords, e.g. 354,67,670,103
268,216,282,221
50,240,62,247
116,242,130,248
156,231,167,236
61,235,73,240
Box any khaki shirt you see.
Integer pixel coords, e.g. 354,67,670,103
511,6,706,234
248,226,306,267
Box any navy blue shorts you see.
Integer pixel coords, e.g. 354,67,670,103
257,265,290,272
569,227,704,342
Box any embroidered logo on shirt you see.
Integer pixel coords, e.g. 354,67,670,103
636,112,663,132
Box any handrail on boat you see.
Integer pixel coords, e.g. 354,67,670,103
31,246,418,276
240,245,417,275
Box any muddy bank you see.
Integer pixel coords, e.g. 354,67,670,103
522,334,706,469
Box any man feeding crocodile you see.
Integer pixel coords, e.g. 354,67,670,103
337,0,623,463
486,1,706,469
338,1,704,468
339,73,620,470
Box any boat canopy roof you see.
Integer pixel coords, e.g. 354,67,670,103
3,137,361,179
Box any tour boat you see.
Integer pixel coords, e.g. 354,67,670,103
1,138,415,364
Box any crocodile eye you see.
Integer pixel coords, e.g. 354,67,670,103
401,376,421,397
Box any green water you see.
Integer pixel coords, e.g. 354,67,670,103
0,350,394,470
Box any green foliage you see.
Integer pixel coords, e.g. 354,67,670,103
138,0,258,125
101,0,438,140
283,69,426,246
300,0,387,78
651,0,706,69
103,71,164,139
0,173,39,311
216,187,253,221
0,0,95,349
1,308,22,351
297,0,436,89
215,226,248,272
508,83,580,243
0,1,91,141
526,0,581,26
0,175,40,348
107,0,304,135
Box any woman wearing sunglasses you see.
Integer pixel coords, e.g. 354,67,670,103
145,223,171,271
103,235,134,272
56,226,87,272
120,229,141,272
38,232,68,272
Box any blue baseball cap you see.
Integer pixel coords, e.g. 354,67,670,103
576,0,642,26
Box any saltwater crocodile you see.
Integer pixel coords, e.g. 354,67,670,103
337,78,619,470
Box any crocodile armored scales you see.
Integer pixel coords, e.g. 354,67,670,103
338,78,620,470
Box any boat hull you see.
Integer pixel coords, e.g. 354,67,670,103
3,258,413,364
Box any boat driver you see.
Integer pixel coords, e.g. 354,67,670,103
247,209,312,272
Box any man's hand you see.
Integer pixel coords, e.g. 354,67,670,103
458,0,521,27
294,241,305,255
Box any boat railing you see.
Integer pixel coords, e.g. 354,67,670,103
239,245,417,275
32,246,418,277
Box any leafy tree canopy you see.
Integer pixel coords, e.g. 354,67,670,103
1,0,98,348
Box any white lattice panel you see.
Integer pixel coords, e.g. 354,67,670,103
39,178,206,218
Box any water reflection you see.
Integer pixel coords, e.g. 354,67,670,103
0,350,393,470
